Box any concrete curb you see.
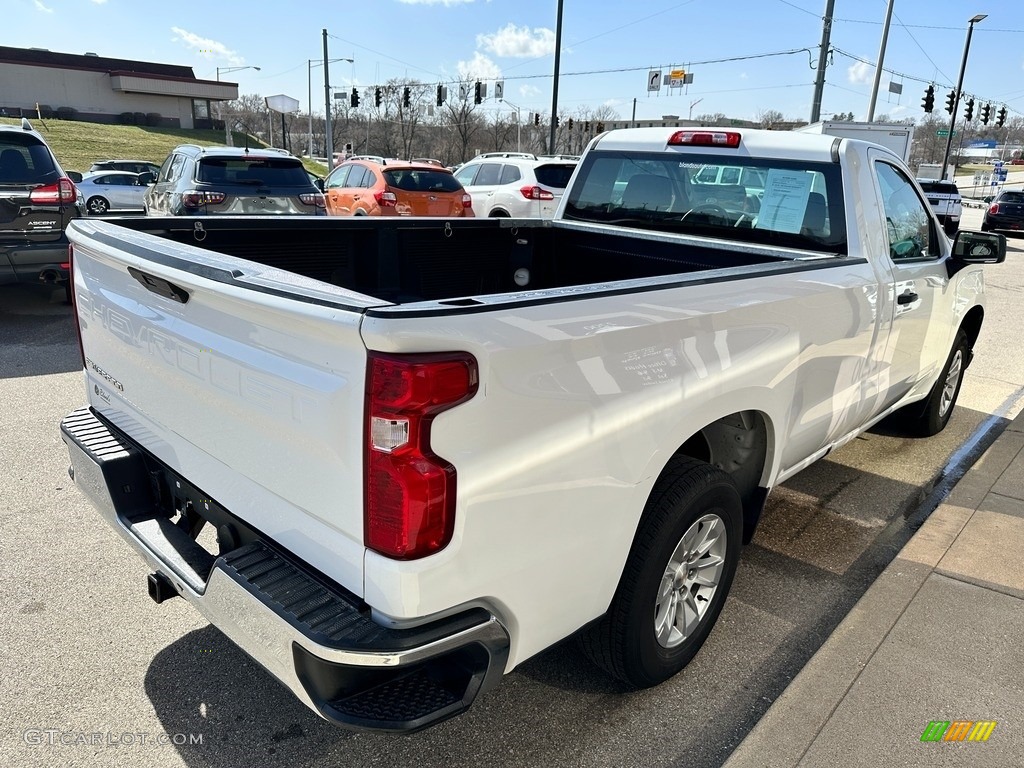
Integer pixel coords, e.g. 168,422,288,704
722,412,1024,768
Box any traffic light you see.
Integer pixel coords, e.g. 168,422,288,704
584,121,591,132
996,106,1007,128
921,85,934,113
567,117,573,131
595,121,605,133
554,116,560,128
534,112,540,126
374,88,382,107
981,103,991,125
350,87,360,109
402,87,411,108
945,90,956,115
474,81,482,104
436,85,443,106
964,98,974,122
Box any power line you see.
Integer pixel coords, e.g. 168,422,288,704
774,0,820,18
835,17,1024,33
889,5,953,86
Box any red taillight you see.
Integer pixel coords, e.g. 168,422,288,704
668,130,741,148
520,185,554,201
299,192,326,208
29,177,77,204
365,352,479,559
374,190,398,207
181,190,226,208
989,203,1000,214
461,193,473,209
68,245,85,368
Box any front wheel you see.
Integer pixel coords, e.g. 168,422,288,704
903,330,969,437
579,457,742,688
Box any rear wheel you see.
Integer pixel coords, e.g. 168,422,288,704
86,196,109,215
580,457,742,688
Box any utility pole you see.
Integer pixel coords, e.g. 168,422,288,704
631,98,637,128
866,0,895,122
809,0,836,124
548,0,564,154
323,29,333,168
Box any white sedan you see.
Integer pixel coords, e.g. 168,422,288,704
77,171,152,215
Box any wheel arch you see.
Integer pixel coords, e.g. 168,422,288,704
666,409,774,544
960,305,984,351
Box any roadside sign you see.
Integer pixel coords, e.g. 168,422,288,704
936,129,958,137
647,70,661,92
669,69,686,86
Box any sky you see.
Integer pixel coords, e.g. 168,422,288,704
5,0,1024,125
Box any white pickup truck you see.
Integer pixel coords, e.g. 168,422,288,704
61,128,1005,733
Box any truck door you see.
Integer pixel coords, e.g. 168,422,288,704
870,154,950,405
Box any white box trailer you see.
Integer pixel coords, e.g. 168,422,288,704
795,121,915,164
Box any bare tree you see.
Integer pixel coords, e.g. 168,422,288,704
757,109,786,129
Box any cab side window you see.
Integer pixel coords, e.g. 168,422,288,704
876,162,934,261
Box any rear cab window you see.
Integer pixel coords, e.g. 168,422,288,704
564,150,847,254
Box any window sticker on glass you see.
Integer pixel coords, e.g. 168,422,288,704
756,170,813,233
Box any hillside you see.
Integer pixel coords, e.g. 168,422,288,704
0,116,326,175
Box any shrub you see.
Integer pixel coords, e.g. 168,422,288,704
36,104,54,118
119,112,135,124
132,111,146,126
145,112,162,126
56,107,78,120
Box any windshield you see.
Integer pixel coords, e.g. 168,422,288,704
0,135,59,186
382,169,462,193
917,180,959,195
196,157,311,187
563,150,848,254
998,192,1024,204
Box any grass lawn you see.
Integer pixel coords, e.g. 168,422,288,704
1,116,328,176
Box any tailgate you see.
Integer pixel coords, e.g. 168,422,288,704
67,219,375,593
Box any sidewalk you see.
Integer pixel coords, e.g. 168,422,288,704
723,411,1024,768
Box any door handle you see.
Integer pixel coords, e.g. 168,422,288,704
897,291,919,305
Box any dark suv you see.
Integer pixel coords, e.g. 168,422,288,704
144,145,326,216
0,118,79,298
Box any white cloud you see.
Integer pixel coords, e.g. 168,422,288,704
847,61,872,85
477,23,555,58
397,0,474,5
518,84,542,99
170,27,244,65
90,0,108,4
456,52,502,81
33,0,53,12
739,72,748,80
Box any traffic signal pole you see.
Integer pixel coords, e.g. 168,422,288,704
941,15,986,181
548,0,564,154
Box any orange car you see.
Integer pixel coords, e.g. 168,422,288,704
323,159,474,217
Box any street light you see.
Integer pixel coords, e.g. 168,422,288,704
215,65,261,146
941,13,986,181
308,57,353,159
498,96,522,151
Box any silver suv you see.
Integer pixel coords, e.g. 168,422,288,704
453,153,577,218
916,178,961,236
145,145,325,217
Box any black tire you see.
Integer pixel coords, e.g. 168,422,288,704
579,457,742,689
489,210,510,218
902,330,969,437
87,196,109,215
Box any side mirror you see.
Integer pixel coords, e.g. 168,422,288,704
67,171,83,183
948,230,1006,276
315,177,325,192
